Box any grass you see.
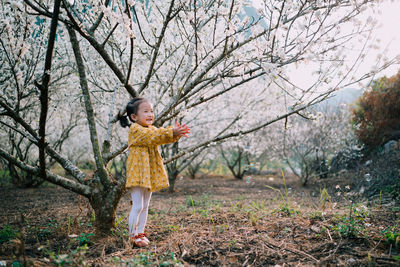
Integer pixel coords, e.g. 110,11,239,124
109,252,183,266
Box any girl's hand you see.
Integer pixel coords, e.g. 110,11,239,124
173,121,190,138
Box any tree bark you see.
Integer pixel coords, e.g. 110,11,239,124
88,173,125,235
37,0,61,181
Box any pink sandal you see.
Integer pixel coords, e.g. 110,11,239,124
131,233,149,247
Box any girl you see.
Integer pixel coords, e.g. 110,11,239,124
118,97,190,247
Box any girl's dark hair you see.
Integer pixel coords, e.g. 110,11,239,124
118,97,148,128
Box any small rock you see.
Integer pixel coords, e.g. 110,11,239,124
364,160,372,166
359,186,365,194
347,258,356,264
382,140,398,154
311,225,320,233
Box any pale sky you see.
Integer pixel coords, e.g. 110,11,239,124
253,0,400,90
353,0,400,75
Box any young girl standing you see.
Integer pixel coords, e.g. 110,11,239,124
118,97,189,247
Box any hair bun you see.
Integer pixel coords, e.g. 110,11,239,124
118,112,130,128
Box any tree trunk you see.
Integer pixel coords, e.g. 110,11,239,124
166,142,179,192
168,164,179,193
9,163,44,188
168,175,177,193
88,173,125,235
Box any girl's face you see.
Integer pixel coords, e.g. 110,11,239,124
131,101,154,127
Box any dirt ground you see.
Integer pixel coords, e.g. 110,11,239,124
0,173,399,266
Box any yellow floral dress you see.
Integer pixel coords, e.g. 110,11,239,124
126,123,179,192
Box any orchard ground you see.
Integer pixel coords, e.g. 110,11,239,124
0,173,399,266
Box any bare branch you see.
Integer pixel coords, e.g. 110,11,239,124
124,0,134,86
36,0,62,181
102,86,118,155
138,0,177,94
0,147,91,197
67,26,110,186
88,0,111,34
63,3,137,97
104,144,128,163
0,99,87,182
163,98,325,164
132,5,155,48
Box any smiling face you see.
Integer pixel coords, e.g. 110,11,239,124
130,101,154,127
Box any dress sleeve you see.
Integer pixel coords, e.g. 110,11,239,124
129,124,178,147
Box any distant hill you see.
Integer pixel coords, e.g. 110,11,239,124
316,87,364,110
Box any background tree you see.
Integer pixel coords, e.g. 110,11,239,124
219,144,250,180
272,106,357,185
0,1,77,187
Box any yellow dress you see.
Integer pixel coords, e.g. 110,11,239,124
126,123,179,192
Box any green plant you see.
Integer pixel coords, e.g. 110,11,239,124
228,239,237,247
110,252,183,266
49,244,88,267
333,216,363,238
332,203,369,238
165,224,180,233
266,170,299,217
0,169,12,186
200,208,210,218
217,224,229,233
114,215,126,228
249,212,259,226
382,226,400,249
274,203,299,217
352,203,369,218
76,233,94,246
0,225,17,244
11,261,23,267
249,200,266,211
229,200,244,212
310,211,324,221
185,195,196,215
90,212,96,223
319,188,331,209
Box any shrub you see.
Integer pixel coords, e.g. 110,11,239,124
352,71,400,149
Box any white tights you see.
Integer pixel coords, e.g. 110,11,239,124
128,187,152,237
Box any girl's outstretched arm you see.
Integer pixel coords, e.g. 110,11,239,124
129,123,187,147
173,122,190,138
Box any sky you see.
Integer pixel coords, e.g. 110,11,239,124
252,0,400,91
350,0,400,77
